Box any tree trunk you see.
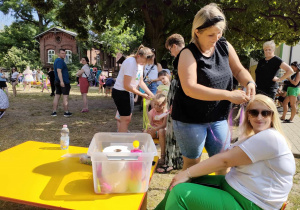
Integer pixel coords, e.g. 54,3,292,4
141,5,166,62
37,12,44,33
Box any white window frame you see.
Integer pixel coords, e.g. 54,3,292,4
65,50,72,64
48,50,55,63
96,54,100,65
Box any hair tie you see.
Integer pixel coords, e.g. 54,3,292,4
196,16,224,30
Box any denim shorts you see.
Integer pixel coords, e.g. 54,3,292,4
173,120,230,159
148,82,158,95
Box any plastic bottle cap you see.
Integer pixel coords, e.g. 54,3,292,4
133,140,139,149
63,125,68,128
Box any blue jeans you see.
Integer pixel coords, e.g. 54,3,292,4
173,120,230,159
147,82,158,95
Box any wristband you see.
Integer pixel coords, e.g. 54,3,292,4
246,81,256,87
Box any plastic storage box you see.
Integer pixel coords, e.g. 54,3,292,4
87,132,157,194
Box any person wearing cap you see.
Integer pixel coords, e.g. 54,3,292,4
280,61,300,123
171,3,256,175
255,40,293,100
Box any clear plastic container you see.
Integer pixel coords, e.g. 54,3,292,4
87,132,157,194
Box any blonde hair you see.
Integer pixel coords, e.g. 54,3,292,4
191,3,226,43
263,40,276,50
240,94,289,146
129,45,154,61
153,93,167,111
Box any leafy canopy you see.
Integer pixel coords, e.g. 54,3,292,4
55,0,300,61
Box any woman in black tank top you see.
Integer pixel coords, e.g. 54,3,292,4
171,4,256,174
280,61,300,122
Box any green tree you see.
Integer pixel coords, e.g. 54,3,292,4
0,21,41,69
2,46,41,70
87,19,144,57
55,0,300,61
0,0,58,32
0,22,38,53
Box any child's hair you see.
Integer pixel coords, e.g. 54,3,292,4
158,70,169,77
154,93,167,105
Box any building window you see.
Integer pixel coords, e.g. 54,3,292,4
96,55,100,65
48,50,55,63
65,50,72,64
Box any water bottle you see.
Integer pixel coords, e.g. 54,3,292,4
60,124,69,150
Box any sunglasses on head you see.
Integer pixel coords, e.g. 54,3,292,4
248,109,273,118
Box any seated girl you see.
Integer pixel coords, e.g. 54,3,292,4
145,94,168,170
155,94,295,210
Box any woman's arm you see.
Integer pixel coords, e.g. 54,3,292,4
124,75,152,99
170,146,252,190
76,69,85,76
273,62,294,82
288,72,300,86
227,42,256,98
139,79,155,98
178,49,249,104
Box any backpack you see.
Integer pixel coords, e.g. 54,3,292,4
84,71,95,82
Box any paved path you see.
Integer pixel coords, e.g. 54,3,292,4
278,109,300,158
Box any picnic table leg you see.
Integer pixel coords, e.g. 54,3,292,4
140,192,147,210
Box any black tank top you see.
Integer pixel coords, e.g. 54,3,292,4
287,72,300,88
171,37,233,123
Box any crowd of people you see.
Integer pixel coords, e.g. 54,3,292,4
0,3,297,209
110,3,295,210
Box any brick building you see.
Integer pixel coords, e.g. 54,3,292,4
34,27,78,69
35,27,119,74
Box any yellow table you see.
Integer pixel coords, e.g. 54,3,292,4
0,141,158,210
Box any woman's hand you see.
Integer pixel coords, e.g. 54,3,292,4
245,83,256,99
272,76,279,82
229,90,250,104
142,93,152,100
169,170,190,191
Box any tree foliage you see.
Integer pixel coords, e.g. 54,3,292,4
1,46,41,70
55,0,300,61
0,21,41,70
87,19,144,57
0,0,59,32
0,22,38,52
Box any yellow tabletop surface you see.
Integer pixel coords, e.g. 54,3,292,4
0,141,158,210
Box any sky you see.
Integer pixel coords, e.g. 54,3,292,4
0,11,39,30
0,12,15,30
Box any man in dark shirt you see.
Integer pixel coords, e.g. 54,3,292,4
51,49,72,117
48,67,55,96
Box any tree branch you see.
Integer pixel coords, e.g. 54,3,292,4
259,12,298,31
16,11,38,26
223,7,247,12
231,27,283,42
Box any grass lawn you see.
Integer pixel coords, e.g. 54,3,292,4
0,84,299,209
